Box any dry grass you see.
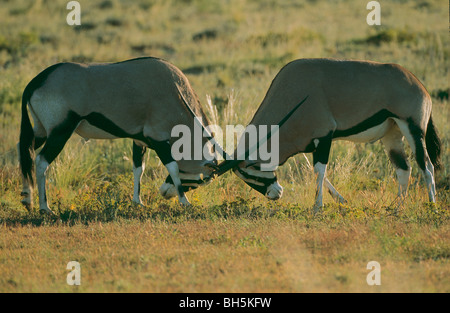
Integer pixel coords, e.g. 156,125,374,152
1,219,448,292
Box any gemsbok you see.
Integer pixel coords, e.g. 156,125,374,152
18,57,219,214
216,58,442,212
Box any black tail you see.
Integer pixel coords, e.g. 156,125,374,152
425,115,442,170
19,89,35,186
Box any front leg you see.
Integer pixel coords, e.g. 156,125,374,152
324,180,346,204
165,161,190,205
303,153,346,204
132,141,146,205
313,162,327,212
153,139,190,205
311,135,332,213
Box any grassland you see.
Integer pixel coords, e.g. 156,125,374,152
0,0,449,292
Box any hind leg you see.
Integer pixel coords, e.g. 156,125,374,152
17,142,34,210
394,118,436,203
312,135,333,213
36,116,79,214
302,154,346,204
18,116,47,210
381,125,411,199
414,140,436,202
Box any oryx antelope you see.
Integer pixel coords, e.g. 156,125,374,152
216,58,442,211
18,57,218,214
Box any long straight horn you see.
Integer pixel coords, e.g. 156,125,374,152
215,95,309,176
176,84,231,161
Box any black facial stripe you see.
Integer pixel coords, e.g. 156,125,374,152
333,109,398,139
242,180,267,195
237,168,277,185
164,175,199,192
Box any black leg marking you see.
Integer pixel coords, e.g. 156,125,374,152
40,112,81,164
151,140,173,165
312,133,333,165
132,141,146,168
132,142,146,202
389,150,409,171
154,140,189,204
34,137,47,150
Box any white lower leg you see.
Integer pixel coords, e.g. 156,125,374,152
424,161,436,203
266,181,283,200
35,155,52,213
303,153,343,204
313,162,327,212
324,179,346,204
165,161,190,205
21,180,33,209
132,163,144,205
395,167,411,198
18,142,33,208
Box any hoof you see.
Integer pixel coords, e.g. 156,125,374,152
132,199,145,206
159,183,177,199
39,207,55,215
338,197,348,204
21,192,33,212
313,204,323,215
21,200,32,212
179,197,191,206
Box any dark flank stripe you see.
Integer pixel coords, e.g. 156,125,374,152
333,109,398,139
83,112,142,139
81,111,174,165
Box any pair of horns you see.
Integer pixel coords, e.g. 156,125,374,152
179,87,308,177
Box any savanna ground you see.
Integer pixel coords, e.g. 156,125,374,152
0,0,449,293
